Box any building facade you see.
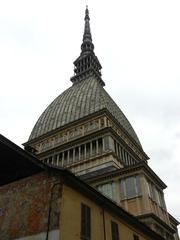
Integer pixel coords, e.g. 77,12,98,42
20,6,179,240
0,134,169,240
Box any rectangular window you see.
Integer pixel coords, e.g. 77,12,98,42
159,191,166,209
97,182,116,201
149,182,156,201
121,176,141,199
146,180,151,197
117,144,120,159
125,177,136,197
136,175,141,195
155,188,160,205
133,234,139,240
148,181,155,201
147,181,165,207
81,203,91,240
111,221,119,240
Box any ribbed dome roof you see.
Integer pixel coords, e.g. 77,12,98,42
29,8,141,147
29,77,142,147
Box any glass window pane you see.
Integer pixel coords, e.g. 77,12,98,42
152,185,157,201
125,177,136,198
155,188,160,205
135,176,141,195
97,182,116,201
121,176,141,199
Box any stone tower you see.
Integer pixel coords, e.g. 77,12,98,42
24,7,179,240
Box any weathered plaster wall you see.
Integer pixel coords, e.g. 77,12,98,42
60,184,152,240
0,172,62,240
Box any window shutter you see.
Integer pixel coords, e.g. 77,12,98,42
81,203,91,240
133,234,139,240
111,221,119,240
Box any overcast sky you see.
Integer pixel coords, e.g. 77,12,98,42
0,0,179,231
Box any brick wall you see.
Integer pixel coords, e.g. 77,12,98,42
0,171,62,240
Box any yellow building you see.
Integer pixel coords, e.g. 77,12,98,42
0,134,170,240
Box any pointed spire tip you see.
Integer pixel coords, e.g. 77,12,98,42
85,5,89,20
70,6,104,86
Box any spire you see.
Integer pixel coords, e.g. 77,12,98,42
71,7,105,86
81,6,94,53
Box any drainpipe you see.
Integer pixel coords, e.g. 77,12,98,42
46,182,61,240
102,208,107,240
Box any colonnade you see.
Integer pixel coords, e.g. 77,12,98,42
43,138,105,167
114,140,137,166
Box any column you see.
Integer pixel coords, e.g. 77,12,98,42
73,148,75,162
102,138,105,152
56,154,59,166
104,116,107,127
96,140,99,155
98,118,101,129
90,141,93,156
119,146,122,161
109,136,115,152
84,144,87,159
78,146,81,161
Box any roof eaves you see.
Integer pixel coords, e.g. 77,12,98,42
86,162,167,189
0,134,47,170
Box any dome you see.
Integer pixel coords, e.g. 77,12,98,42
29,76,142,147
28,8,142,148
